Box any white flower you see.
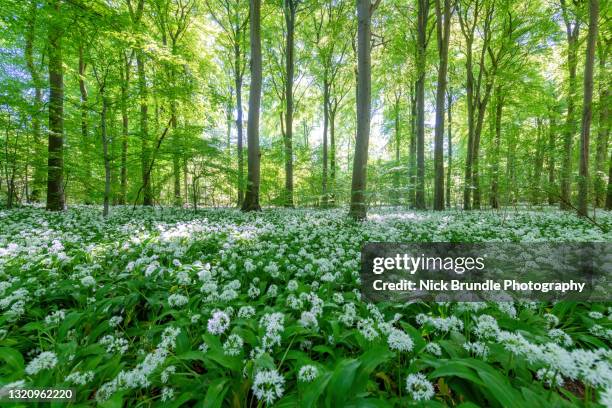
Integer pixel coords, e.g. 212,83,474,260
387,328,413,352
99,335,129,354
548,328,573,347
600,386,612,407
287,280,298,292
298,365,318,382
80,276,96,287
238,306,255,319
65,370,95,385
161,386,174,402
168,293,189,308
536,368,564,387
588,311,604,320
109,316,123,328
463,341,489,359
207,311,230,335
252,369,285,404
299,311,318,331
425,342,442,356
405,373,434,401
357,318,379,341
472,314,500,339
198,342,209,353
161,365,176,383
25,351,58,375
544,313,559,328
44,309,65,324
223,334,244,356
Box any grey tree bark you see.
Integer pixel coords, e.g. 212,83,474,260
241,0,262,211
577,0,599,217
349,0,379,220
433,0,451,210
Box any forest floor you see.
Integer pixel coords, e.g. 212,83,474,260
0,206,611,407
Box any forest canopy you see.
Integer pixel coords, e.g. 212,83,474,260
0,0,610,218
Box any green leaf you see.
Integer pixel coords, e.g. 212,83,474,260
325,358,360,407
0,347,24,381
202,378,228,408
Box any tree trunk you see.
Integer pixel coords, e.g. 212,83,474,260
171,100,181,206
445,88,452,208
46,0,65,211
283,0,296,207
408,84,416,208
241,0,262,211
415,0,430,210
349,0,372,220
547,111,557,205
433,0,450,210
533,118,545,204
330,107,336,204
78,43,92,203
472,83,493,209
393,94,401,204
101,94,111,217
462,34,475,210
606,148,612,209
560,0,580,210
490,85,503,209
322,78,329,206
119,52,129,205
137,51,152,206
24,0,45,202
235,41,245,207
577,0,598,217
594,39,609,207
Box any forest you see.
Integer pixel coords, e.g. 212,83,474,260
0,0,607,216
0,0,611,407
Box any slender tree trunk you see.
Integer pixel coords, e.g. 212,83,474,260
433,0,450,210
46,0,65,211
137,52,152,206
330,107,336,204
560,0,580,210
393,94,401,204
25,0,45,202
445,88,452,208
241,0,262,211
283,0,296,207
594,40,609,207
78,43,92,203
322,78,329,206
235,42,245,207
547,113,557,205
577,0,598,217
490,85,503,209
533,118,545,204
472,83,492,209
606,148,612,209
101,94,111,217
408,84,416,208
415,0,430,210
171,99,181,206
463,38,474,210
349,0,372,220
119,53,129,205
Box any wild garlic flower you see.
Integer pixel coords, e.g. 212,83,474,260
252,369,285,405
25,351,58,375
405,373,435,401
298,365,318,382
207,311,230,335
387,328,413,352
